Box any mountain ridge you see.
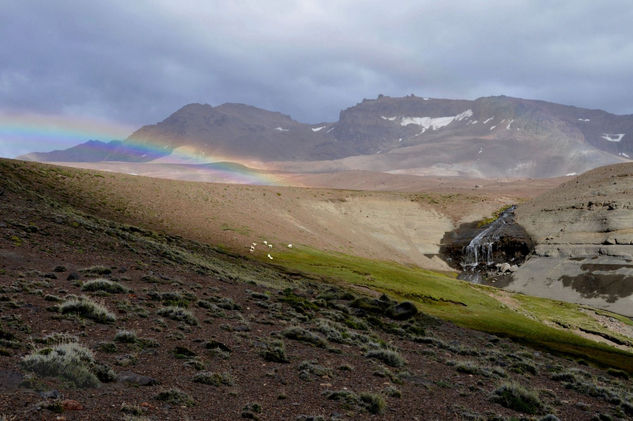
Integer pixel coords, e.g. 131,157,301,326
19,94,633,178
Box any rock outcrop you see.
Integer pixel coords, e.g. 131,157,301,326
511,163,633,316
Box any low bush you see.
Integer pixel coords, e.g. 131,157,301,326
60,296,116,323
154,388,195,406
282,327,326,348
365,349,405,368
114,330,138,343
192,371,233,386
491,382,544,415
81,278,128,293
157,306,198,326
21,342,100,388
261,339,289,363
79,265,112,275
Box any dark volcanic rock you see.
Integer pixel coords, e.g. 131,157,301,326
117,371,159,386
386,302,418,320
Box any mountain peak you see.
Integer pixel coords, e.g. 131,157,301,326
20,95,633,176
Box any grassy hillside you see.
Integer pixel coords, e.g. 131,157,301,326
271,246,633,372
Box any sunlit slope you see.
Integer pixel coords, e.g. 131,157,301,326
271,246,633,372
2,158,633,371
0,159,512,271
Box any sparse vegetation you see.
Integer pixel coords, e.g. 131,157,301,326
324,389,386,414
3,159,633,419
59,296,116,323
490,382,544,415
261,339,289,363
365,349,405,367
155,388,195,407
157,306,198,325
81,278,128,293
79,265,112,275
21,342,100,388
282,327,327,348
192,371,233,386
114,330,138,343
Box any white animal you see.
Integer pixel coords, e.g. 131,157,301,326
263,240,268,245
288,244,293,248
268,244,273,248
267,254,273,260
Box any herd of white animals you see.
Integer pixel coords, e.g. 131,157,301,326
249,240,293,260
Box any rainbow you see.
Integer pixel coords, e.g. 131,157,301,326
0,111,287,186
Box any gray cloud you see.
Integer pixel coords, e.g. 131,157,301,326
1,0,633,156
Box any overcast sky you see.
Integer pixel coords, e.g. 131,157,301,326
1,0,633,157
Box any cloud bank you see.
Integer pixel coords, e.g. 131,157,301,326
1,0,632,156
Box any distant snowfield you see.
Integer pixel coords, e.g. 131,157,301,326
578,118,590,122
275,127,289,132
391,109,473,133
601,133,625,142
311,126,326,132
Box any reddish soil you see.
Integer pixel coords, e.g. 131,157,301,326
0,161,631,420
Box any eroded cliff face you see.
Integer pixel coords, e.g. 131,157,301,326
512,163,633,316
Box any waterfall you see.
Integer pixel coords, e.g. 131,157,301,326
461,206,516,274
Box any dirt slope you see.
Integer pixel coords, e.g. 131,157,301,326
2,159,633,420
513,162,633,315
1,159,538,272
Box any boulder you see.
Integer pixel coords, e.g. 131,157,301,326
386,301,418,320
117,371,158,386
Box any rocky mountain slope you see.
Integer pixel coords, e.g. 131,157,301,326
2,159,633,420
19,140,126,162
21,95,633,178
512,163,633,316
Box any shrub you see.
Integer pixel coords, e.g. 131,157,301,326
157,306,198,325
192,371,233,386
491,382,544,415
298,361,332,379
79,265,111,275
154,388,195,406
36,332,79,345
324,390,385,414
382,386,401,398
21,342,100,388
359,393,385,414
261,339,289,363
607,368,629,380
455,360,484,375
81,278,128,293
365,349,405,367
282,327,326,348
60,296,116,323
114,330,138,343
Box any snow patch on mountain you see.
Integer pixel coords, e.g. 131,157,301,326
381,116,397,121
506,119,514,130
275,127,289,132
398,109,473,133
578,118,590,122
601,133,625,142
483,117,494,124
311,126,326,132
